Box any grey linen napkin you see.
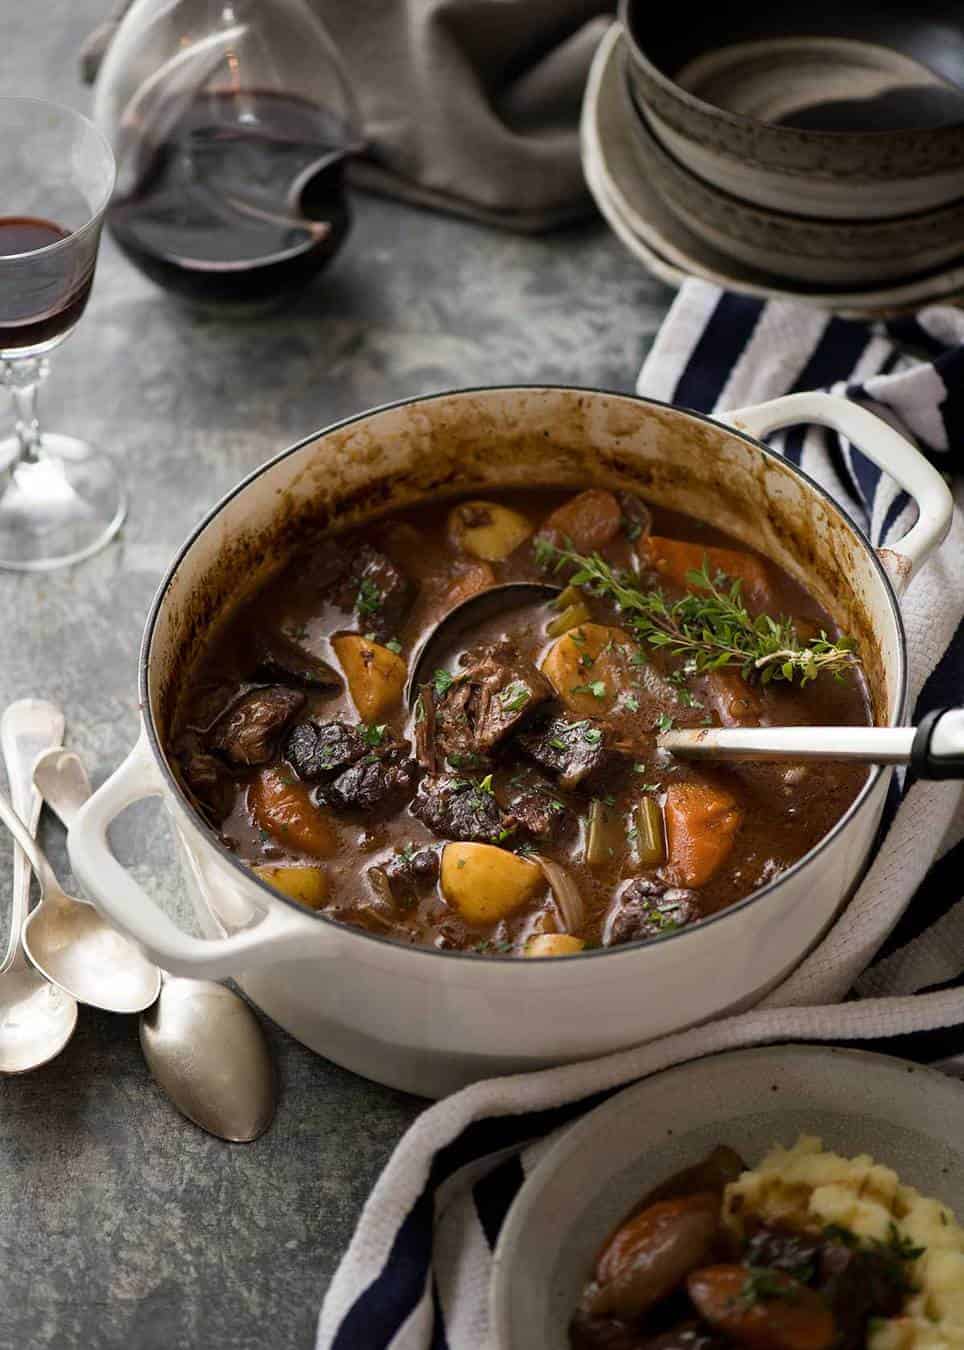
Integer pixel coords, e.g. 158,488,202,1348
81,0,614,232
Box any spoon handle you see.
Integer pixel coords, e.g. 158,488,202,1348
0,701,65,975
658,724,917,764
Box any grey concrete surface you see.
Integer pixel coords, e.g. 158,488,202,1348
0,6,674,1347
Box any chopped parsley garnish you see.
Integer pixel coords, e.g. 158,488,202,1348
582,726,603,745
623,694,640,712
356,577,383,616
571,679,607,700
478,773,495,796
447,751,487,771
569,627,587,647
885,1223,925,1262
385,637,402,654
739,1268,798,1307
364,723,387,747
433,668,456,697
498,680,531,714
656,713,675,732
549,737,567,752
533,535,557,570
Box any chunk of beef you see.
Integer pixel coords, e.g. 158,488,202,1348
434,642,552,761
285,719,366,781
342,544,413,643
414,682,439,774
211,686,305,767
322,750,416,812
617,491,652,543
253,635,342,692
411,774,516,844
179,742,233,821
603,877,698,946
745,1227,823,1283
519,716,613,790
499,773,570,838
367,846,441,912
816,1241,907,1349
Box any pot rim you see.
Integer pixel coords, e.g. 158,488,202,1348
140,384,907,967
617,1,964,146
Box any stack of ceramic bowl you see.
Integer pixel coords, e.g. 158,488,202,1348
581,3,964,312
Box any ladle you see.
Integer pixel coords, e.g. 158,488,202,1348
406,582,561,705
658,707,964,778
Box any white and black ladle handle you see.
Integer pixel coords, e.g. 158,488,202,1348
659,708,964,779
910,708,964,780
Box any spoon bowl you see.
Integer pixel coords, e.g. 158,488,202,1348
0,773,161,1015
0,701,77,1073
35,747,277,1141
406,582,561,705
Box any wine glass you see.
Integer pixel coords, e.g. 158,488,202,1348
0,97,123,571
93,0,363,308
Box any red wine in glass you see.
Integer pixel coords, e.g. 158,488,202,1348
108,90,353,304
0,217,96,352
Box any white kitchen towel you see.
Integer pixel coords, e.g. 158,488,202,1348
318,282,964,1350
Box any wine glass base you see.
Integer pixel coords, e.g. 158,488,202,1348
0,435,126,571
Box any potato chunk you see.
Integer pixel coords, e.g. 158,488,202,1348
331,634,406,721
664,781,742,887
540,622,634,716
248,768,338,858
441,843,543,925
447,500,532,562
253,864,328,908
524,934,585,957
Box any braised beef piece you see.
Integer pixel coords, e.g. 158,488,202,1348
434,642,552,761
414,683,439,774
411,774,516,844
179,741,233,820
322,741,416,813
286,719,367,781
253,635,342,692
520,716,614,790
745,1226,822,1282
816,1240,908,1350
617,491,652,543
343,543,413,643
603,878,698,946
368,846,441,911
499,773,570,838
210,686,305,767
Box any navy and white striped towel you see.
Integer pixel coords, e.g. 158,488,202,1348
318,280,964,1350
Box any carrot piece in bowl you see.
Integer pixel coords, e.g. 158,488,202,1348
664,781,742,888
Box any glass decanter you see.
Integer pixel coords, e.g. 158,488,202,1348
93,0,363,306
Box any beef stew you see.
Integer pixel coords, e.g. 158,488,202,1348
171,487,871,956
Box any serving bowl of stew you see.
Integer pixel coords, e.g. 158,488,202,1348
67,386,952,1096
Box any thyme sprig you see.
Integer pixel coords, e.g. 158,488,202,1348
544,541,859,687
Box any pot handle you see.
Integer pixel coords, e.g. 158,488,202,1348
725,391,953,593
67,729,327,980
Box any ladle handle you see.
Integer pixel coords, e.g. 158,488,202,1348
68,729,329,980
0,701,64,975
911,708,964,780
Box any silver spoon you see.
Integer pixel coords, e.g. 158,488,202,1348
34,749,277,1142
0,701,77,1073
406,582,561,705
0,740,162,1013
658,707,964,779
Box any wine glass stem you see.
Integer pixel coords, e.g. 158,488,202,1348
1,355,49,466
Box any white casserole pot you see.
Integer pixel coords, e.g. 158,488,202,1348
68,387,952,1098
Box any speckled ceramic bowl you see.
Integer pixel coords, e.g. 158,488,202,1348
624,87,964,286
619,0,964,220
491,1045,964,1350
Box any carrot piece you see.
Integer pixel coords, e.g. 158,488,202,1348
640,536,771,610
688,1265,836,1350
664,781,742,887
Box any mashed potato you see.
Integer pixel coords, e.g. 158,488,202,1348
723,1136,964,1350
